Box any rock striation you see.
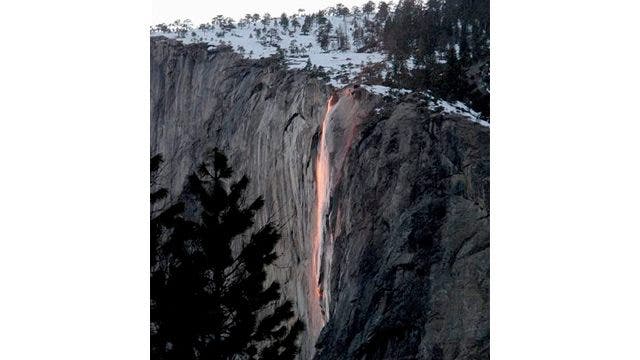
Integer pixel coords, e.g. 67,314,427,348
151,36,489,360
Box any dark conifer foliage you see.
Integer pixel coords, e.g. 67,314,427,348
150,150,304,360
151,1,490,116
301,16,313,35
298,0,489,115
379,0,490,116
317,18,333,51
151,154,184,268
280,13,289,29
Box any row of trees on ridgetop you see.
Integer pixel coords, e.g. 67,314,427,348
302,0,490,115
151,1,488,69
150,0,490,116
378,0,490,114
151,150,304,360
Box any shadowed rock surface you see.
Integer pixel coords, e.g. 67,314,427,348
314,103,489,360
151,36,489,360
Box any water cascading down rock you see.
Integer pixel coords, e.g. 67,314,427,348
311,91,366,337
310,97,333,333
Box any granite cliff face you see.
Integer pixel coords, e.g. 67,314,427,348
151,37,489,360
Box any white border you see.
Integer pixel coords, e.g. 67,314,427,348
492,0,640,358
1,0,150,359
1,0,639,358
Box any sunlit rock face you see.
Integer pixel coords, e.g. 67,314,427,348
151,37,489,360
312,88,378,337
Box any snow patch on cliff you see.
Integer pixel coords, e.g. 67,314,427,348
431,99,489,127
151,14,489,125
151,15,385,87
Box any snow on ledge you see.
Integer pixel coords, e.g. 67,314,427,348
358,85,490,128
432,99,490,127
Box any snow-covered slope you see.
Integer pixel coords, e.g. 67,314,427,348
150,12,489,126
152,15,384,83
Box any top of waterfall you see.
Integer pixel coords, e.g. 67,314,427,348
150,11,489,126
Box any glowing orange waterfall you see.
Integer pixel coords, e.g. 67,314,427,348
310,96,335,334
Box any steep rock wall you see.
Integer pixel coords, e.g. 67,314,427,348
151,37,489,360
151,37,332,359
314,101,490,360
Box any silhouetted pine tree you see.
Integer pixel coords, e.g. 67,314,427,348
301,16,313,35
443,46,465,99
151,150,304,360
375,1,390,23
336,28,350,51
280,13,289,30
291,17,300,32
150,154,184,268
459,21,471,65
362,1,376,17
335,3,350,19
151,154,190,358
317,20,333,51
